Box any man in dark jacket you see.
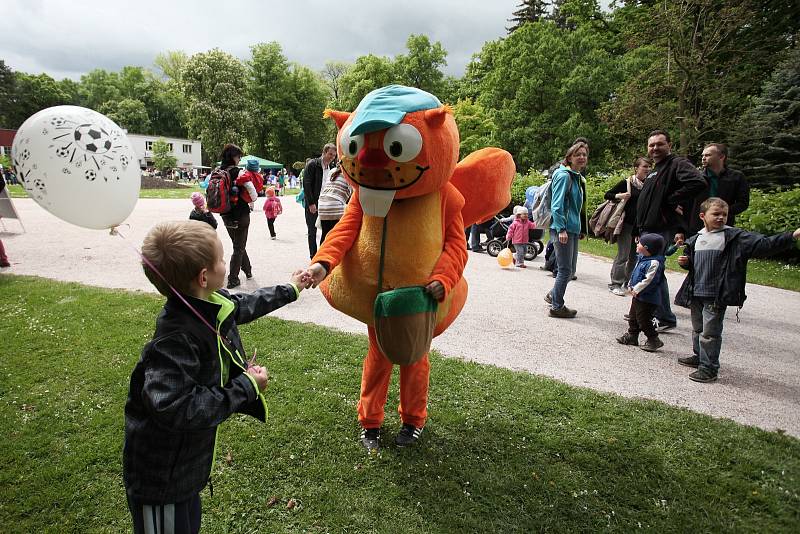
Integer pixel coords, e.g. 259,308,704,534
303,143,337,258
636,130,706,330
683,143,750,235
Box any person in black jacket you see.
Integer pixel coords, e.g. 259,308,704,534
124,220,306,533
189,192,217,229
605,156,651,295
683,143,750,236
636,130,706,330
218,143,253,289
674,197,799,383
302,143,337,258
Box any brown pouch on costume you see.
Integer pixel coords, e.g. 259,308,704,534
373,286,438,365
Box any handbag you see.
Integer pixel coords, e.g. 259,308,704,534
373,215,438,365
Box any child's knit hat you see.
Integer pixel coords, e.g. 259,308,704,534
246,159,259,171
265,186,276,197
639,233,665,255
191,192,205,210
513,205,528,217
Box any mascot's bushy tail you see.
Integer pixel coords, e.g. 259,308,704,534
450,147,516,228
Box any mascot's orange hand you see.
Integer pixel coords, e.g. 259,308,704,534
425,281,444,301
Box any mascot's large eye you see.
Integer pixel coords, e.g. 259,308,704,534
339,127,364,158
382,124,422,163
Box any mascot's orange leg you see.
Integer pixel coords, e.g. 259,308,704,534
358,327,430,429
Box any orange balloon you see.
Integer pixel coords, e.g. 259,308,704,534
497,248,513,267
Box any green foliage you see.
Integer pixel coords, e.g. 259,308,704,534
3,72,71,128
99,98,151,133
180,49,250,163
731,48,800,189
737,186,800,239
507,0,552,32
151,138,177,175
510,167,547,206
0,154,10,168
451,99,498,159
339,54,397,111
320,60,351,109
2,276,800,532
394,34,448,96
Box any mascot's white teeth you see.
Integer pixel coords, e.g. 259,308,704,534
358,187,395,217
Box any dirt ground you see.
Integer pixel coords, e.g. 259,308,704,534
2,196,799,437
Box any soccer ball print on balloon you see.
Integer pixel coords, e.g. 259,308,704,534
11,106,140,229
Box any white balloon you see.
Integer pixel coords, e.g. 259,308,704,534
11,106,140,229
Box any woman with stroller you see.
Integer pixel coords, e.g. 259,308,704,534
506,205,537,268
605,157,651,296
545,141,588,318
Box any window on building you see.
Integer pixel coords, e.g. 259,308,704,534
168,143,174,151
182,144,192,154
145,141,153,151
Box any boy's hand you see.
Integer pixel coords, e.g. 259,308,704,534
678,255,690,267
246,365,269,392
306,263,327,288
425,280,444,301
793,228,800,239
289,269,307,291
631,290,638,298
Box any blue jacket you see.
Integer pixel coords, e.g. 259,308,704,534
629,254,665,305
549,165,586,235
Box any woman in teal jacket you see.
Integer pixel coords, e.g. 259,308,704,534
546,141,588,317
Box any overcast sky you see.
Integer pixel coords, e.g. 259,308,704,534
0,0,532,80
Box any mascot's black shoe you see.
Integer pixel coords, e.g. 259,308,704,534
395,424,423,447
360,428,380,452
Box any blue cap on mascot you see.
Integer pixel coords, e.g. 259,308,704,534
349,84,442,136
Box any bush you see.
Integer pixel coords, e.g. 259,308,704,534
736,186,800,261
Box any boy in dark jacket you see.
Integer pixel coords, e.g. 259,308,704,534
616,233,666,352
675,198,800,383
124,220,307,533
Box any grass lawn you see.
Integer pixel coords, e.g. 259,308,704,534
0,275,798,533
577,236,800,292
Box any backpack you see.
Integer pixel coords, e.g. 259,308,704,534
206,167,236,214
531,171,573,228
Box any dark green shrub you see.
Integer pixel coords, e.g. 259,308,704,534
737,186,800,260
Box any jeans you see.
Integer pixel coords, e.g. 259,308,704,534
549,230,578,310
513,243,527,266
690,298,726,374
266,217,276,238
469,223,492,250
320,218,339,244
643,230,677,326
305,208,318,258
222,210,251,283
627,298,658,340
610,222,636,288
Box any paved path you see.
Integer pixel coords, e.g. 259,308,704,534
2,197,799,436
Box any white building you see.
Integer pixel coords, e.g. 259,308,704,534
127,133,203,172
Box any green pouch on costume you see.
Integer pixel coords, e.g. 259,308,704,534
374,286,438,366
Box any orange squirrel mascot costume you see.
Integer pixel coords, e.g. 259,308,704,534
307,85,514,449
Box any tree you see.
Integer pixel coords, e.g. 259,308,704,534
275,64,330,164
4,72,71,128
394,34,448,96
248,42,291,159
78,69,122,111
151,138,177,176
100,98,151,133
0,60,15,127
321,60,351,109
180,49,251,164
731,47,800,189
339,54,397,110
507,0,551,32
154,50,189,82
451,99,498,159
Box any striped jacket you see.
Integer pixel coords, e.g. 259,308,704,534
317,177,352,221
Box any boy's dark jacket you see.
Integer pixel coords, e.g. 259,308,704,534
124,285,297,503
675,227,795,308
629,254,665,305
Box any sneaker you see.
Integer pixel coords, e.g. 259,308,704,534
616,332,639,346
689,369,718,383
610,287,626,296
395,424,423,447
244,271,253,280
543,292,552,305
657,323,676,333
624,313,631,320
271,236,276,240
571,275,578,281
678,355,700,368
549,305,577,318
226,278,241,289
0,261,10,268
519,264,527,269
360,427,380,451
640,338,664,352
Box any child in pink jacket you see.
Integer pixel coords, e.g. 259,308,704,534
262,186,283,239
506,205,537,268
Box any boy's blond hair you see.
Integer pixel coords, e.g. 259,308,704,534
700,197,729,213
141,220,219,296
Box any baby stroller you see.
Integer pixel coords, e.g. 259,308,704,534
483,214,545,260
